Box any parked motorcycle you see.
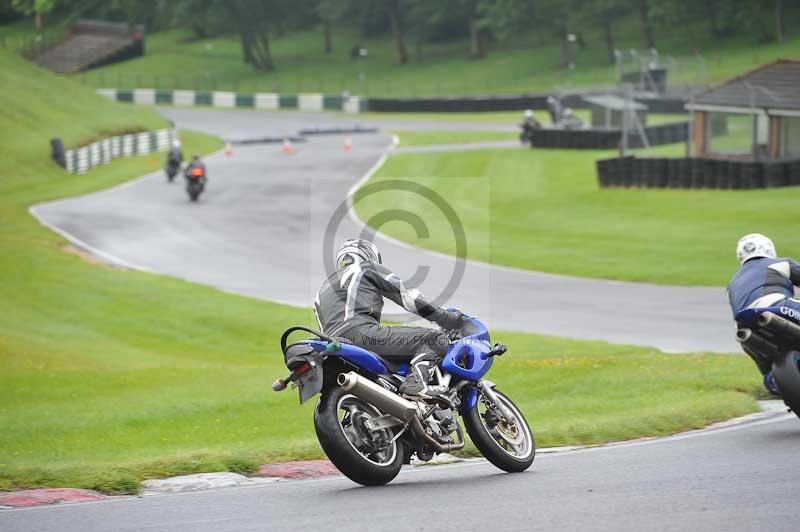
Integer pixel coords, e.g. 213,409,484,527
185,165,206,202
274,311,535,486
736,306,800,417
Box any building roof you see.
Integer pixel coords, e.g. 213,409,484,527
693,60,800,111
582,95,647,111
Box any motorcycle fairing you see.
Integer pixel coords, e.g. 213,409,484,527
736,306,800,327
441,317,493,381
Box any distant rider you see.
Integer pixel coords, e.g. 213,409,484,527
184,155,206,183
167,141,183,167
520,109,541,143
559,108,584,130
314,239,465,397
727,233,800,395
546,95,563,124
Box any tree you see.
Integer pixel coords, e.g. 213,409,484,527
386,0,408,65
775,0,785,43
10,0,58,30
461,0,484,59
226,0,275,71
316,0,348,54
633,0,655,48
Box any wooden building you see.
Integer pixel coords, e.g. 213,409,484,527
687,60,800,160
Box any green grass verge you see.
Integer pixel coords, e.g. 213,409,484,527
389,112,687,146
0,49,760,494
373,111,686,125
393,130,516,146
64,21,800,97
355,141,800,286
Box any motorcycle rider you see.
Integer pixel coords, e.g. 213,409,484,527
167,141,183,167
314,238,466,397
559,108,584,130
546,95,563,124
727,233,800,395
184,155,206,182
520,109,541,143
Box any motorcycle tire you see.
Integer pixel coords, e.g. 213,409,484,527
463,387,535,473
772,350,800,419
314,385,404,486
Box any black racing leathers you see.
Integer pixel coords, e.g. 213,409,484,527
314,261,458,361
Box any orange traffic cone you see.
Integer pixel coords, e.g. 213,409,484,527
282,139,293,155
344,137,353,152
225,142,233,156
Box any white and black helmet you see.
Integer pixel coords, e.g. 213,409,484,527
736,233,776,265
336,238,381,268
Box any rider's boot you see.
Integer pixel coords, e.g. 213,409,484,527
764,371,781,397
399,352,445,399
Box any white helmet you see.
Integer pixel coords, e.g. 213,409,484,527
736,233,776,265
524,109,533,119
336,238,381,268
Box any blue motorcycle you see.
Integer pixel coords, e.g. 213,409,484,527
736,305,800,417
274,312,535,486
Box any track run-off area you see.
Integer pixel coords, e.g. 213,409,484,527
10,107,799,532
32,107,738,353
1,409,797,532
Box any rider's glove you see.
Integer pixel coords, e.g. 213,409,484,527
437,309,466,331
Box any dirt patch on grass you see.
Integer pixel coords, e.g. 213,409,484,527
62,244,117,269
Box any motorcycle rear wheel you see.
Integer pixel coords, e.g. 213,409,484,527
314,386,404,486
463,387,535,472
772,350,800,419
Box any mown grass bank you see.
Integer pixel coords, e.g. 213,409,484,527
355,141,800,286
64,22,800,98
0,50,760,494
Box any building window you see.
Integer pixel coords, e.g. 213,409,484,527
779,116,800,158
705,112,767,158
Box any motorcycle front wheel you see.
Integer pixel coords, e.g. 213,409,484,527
772,350,800,419
314,385,404,486
463,387,535,472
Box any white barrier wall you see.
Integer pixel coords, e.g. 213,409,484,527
60,129,177,175
212,91,236,108
173,90,195,106
133,88,156,105
254,93,280,110
298,93,324,112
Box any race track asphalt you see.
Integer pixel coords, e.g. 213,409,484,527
31,108,738,352
2,412,797,532
13,107,799,532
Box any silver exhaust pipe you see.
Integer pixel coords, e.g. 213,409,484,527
337,372,465,452
338,372,417,422
758,311,800,342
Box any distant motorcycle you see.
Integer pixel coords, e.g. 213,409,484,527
274,309,535,486
519,123,537,145
519,116,541,146
165,158,181,182
165,146,183,183
736,306,800,417
184,164,206,202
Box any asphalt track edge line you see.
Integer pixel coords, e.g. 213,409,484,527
343,138,722,291
29,147,228,270
1,408,791,514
